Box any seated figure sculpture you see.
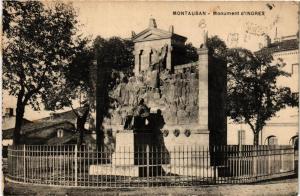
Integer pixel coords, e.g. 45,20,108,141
124,99,150,132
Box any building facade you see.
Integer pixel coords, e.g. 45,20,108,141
227,34,299,146
132,18,187,75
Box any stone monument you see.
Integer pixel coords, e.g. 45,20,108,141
90,19,227,177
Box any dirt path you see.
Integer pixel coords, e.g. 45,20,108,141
4,178,298,196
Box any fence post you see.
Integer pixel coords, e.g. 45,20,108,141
213,146,217,184
74,145,78,186
267,146,272,175
280,148,283,172
23,145,26,183
293,147,296,172
7,145,10,177
146,145,150,187
238,143,242,177
252,145,257,177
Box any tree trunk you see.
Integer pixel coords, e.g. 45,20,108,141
95,63,108,149
76,120,84,147
96,125,104,149
76,106,89,147
13,99,25,145
253,132,259,146
95,107,105,149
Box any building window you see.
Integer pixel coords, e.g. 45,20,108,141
139,50,143,72
238,130,245,145
292,92,299,100
149,50,153,65
57,129,64,138
4,108,14,117
290,136,298,149
266,136,278,145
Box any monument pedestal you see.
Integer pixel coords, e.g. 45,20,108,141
112,130,135,165
162,127,211,169
89,130,157,177
89,129,215,177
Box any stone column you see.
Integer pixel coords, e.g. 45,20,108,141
197,47,209,131
142,48,150,71
134,51,140,76
166,45,172,70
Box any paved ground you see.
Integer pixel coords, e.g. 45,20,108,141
3,177,298,196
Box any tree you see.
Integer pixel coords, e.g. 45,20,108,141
3,1,82,144
42,37,94,146
181,36,227,64
183,42,198,63
207,35,227,60
42,35,133,147
226,48,298,145
93,36,134,147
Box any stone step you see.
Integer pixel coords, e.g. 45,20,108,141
89,164,217,177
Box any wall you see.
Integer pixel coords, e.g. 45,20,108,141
2,116,17,130
134,39,172,74
228,107,298,145
273,49,299,93
228,117,298,145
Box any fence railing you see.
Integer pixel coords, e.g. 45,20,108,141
7,145,297,187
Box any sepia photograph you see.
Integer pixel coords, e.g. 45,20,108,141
1,1,299,195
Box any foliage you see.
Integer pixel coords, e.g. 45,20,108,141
42,37,94,111
93,36,134,93
207,35,227,59
181,36,227,63
93,36,134,147
226,48,298,145
2,1,83,144
183,42,198,63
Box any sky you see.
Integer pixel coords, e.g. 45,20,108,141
73,1,298,50
3,1,299,121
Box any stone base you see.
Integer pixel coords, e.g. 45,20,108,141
112,130,153,165
162,130,211,168
89,164,217,177
112,152,135,165
91,129,213,177
89,164,164,177
162,165,217,177
115,130,135,151
112,130,135,165
89,164,139,177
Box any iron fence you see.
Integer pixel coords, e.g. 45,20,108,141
7,145,297,187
